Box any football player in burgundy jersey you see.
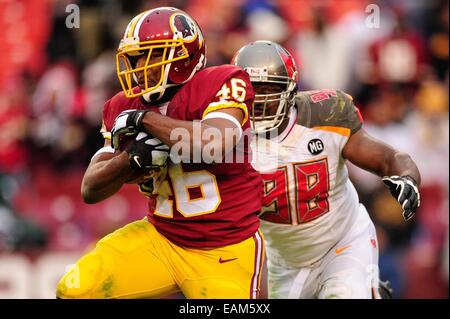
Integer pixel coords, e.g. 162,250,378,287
56,7,264,299
232,41,421,299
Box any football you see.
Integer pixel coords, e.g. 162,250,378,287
117,135,152,184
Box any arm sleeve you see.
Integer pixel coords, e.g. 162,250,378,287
201,72,254,126
339,91,364,135
302,89,364,135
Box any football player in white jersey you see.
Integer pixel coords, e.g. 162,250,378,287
232,41,421,299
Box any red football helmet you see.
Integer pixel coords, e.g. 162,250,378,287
116,7,206,101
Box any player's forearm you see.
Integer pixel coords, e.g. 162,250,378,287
141,111,233,161
384,151,421,185
352,148,421,186
141,111,194,147
81,152,133,204
345,129,421,185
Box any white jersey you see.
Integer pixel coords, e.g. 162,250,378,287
252,89,365,267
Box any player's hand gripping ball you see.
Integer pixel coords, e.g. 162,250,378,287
126,132,170,171
111,109,149,150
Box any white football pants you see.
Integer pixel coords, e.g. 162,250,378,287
267,205,380,299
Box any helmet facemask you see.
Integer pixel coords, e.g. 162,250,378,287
116,37,189,101
250,72,297,135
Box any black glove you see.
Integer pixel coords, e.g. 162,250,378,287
111,109,149,150
126,132,169,170
382,175,420,221
378,280,393,299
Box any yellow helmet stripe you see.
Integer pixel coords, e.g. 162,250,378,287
124,15,138,38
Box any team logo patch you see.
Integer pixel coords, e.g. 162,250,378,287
308,139,324,155
170,13,198,42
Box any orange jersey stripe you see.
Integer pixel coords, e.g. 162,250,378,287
313,126,351,137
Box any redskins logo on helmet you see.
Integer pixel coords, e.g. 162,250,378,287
232,40,298,134
116,7,206,101
171,14,197,42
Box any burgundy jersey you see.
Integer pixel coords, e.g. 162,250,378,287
101,65,262,248
148,65,262,247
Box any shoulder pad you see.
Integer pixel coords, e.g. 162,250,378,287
296,89,362,134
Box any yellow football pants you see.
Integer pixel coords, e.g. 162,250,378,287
56,219,265,299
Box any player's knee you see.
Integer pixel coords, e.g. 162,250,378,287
56,252,109,299
319,280,353,299
319,278,371,299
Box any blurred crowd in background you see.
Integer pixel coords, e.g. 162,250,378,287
0,0,448,298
